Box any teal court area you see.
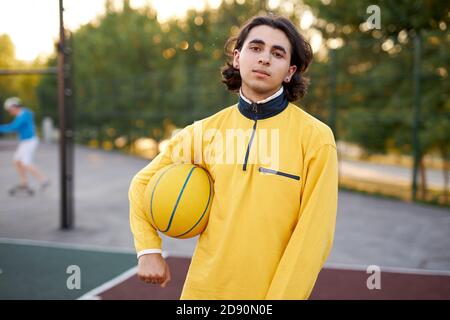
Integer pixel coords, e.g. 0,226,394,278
0,239,137,299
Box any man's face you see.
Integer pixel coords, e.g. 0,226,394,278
233,25,297,101
8,106,20,116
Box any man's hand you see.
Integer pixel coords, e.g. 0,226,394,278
137,253,171,288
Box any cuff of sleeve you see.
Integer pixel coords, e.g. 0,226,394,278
137,249,163,259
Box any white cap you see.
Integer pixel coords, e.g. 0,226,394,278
4,97,22,110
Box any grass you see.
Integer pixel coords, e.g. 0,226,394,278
339,176,449,208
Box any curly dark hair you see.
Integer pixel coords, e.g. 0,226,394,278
221,15,313,102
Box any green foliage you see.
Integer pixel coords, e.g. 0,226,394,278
304,0,449,159
0,34,16,106
36,0,277,146
0,34,45,124
29,0,448,163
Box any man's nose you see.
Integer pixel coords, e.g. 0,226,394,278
258,51,270,65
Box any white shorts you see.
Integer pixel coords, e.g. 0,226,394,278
13,137,39,166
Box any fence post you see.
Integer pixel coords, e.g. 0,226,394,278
411,33,422,201
58,0,75,229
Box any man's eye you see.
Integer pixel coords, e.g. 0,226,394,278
250,46,261,51
273,51,284,58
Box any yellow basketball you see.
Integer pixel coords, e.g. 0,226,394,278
144,163,214,239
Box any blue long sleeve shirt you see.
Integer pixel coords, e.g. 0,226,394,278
0,108,36,141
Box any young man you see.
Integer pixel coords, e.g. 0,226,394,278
129,15,338,299
0,97,49,194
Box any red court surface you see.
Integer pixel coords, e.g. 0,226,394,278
82,257,450,300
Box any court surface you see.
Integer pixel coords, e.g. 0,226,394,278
1,238,449,300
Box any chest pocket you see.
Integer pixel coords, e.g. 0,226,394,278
258,167,300,181
257,165,302,203
255,165,302,229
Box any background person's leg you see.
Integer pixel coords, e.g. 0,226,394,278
21,137,49,188
25,164,48,186
13,160,28,187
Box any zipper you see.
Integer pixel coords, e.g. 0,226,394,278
243,120,257,171
258,167,300,181
243,102,258,171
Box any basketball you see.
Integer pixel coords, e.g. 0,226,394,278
144,163,214,239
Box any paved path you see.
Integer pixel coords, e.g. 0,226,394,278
339,159,446,189
1,139,449,272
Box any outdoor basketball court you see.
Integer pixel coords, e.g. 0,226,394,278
1,238,449,300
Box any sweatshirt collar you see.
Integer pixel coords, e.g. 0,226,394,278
238,87,288,120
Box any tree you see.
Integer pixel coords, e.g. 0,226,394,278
0,34,17,115
303,0,449,201
0,34,45,126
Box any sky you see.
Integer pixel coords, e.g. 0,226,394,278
0,0,222,61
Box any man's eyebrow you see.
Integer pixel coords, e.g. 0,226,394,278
272,45,287,54
248,39,265,46
248,39,287,54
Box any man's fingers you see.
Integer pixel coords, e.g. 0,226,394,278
160,277,170,288
137,262,170,287
160,266,171,288
146,278,162,284
138,273,164,284
138,274,147,282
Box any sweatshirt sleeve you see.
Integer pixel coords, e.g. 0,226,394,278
129,124,197,254
0,114,24,133
265,143,338,299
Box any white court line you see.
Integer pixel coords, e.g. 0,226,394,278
325,262,450,276
78,266,138,300
77,251,170,300
0,237,135,254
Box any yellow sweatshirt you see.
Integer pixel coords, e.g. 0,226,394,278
129,90,338,299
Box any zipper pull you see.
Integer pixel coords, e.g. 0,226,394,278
251,102,258,114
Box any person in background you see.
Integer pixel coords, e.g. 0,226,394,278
0,97,50,194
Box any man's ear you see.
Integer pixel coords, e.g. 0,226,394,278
284,65,297,83
233,49,240,69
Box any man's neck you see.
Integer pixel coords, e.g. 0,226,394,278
240,86,284,104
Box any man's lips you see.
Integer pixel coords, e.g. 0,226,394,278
252,69,270,76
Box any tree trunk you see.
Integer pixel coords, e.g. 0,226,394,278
441,146,449,204
419,155,427,200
